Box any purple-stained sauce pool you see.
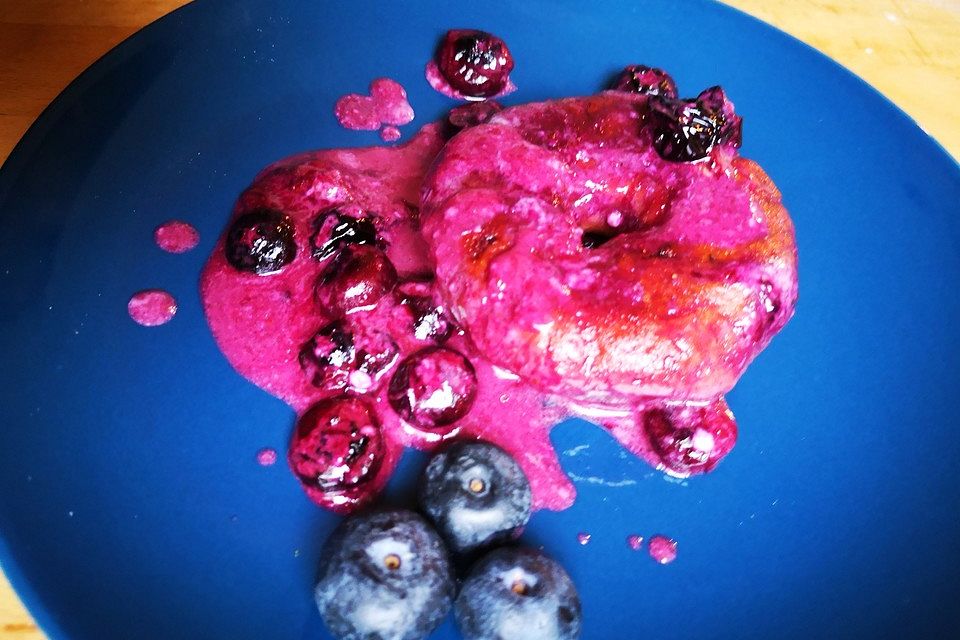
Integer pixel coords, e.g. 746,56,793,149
128,290,177,327
647,535,678,564
154,220,199,253
256,448,278,466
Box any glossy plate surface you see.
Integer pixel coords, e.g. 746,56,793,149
1,1,959,638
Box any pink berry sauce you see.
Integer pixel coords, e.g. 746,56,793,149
256,448,278,466
201,64,796,516
626,534,644,551
334,78,414,136
379,126,401,142
128,289,177,327
154,220,200,253
648,535,678,564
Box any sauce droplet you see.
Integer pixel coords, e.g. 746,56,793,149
577,532,592,546
128,289,177,326
626,534,644,551
380,126,401,142
647,535,677,564
256,448,278,466
154,220,200,253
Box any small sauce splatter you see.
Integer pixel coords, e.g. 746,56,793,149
335,78,414,134
626,534,643,551
128,290,177,326
380,126,401,142
577,532,592,546
256,447,278,466
154,220,199,253
648,535,677,564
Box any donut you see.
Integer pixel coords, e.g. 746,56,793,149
421,90,798,405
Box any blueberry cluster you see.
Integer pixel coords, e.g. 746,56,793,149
313,442,581,640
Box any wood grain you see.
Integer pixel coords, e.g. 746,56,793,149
1,1,958,637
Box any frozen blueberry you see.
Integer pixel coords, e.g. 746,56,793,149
310,207,380,262
387,347,477,430
315,508,455,640
288,396,385,510
316,247,398,315
436,29,514,98
419,441,532,554
456,547,582,640
610,64,677,98
299,319,398,392
224,208,296,275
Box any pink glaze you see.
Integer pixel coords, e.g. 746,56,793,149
201,92,796,514
128,289,176,326
626,534,644,551
425,60,516,101
380,126,401,142
334,78,414,133
256,448,278,466
154,220,199,253
648,535,678,564
577,532,592,546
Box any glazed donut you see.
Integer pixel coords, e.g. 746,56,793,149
421,91,798,405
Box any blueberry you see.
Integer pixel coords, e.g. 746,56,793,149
224,208,296,275
316,247,398,315
648,86,742,162
419,441,532,554
642,401,738,477
456,547,582,640
315,509,455,640
299,319,398,392
436,29,514,98
396,280,455,343
288,396,384,508
610,65,677,98
310,207,380,262
387,347,477,430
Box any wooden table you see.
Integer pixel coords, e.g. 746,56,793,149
1,0,958,636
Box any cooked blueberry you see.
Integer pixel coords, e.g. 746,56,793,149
649,86,743,162
447,100,504,133
310,207,380,262
224,209,296,275
288,396,384,507
299,319,398,392
696,86,742,147
419,441,531,554
397,280,454,342
610,65,677,98
315,509,455,640
388,347,477,430
437,29,514,98
456,547,581,640
316,247,398,315
642,401,738,477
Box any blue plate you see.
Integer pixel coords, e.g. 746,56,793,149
2,1,959,638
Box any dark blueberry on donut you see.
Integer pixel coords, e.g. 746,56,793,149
316,247,398,315
437,29,514,98
289,396,384,500
310,207,380,262
649,86,742,162
643,402,738,477
611,65,678,98
299,319,398,392
225,209,296,275
388,347,477,431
